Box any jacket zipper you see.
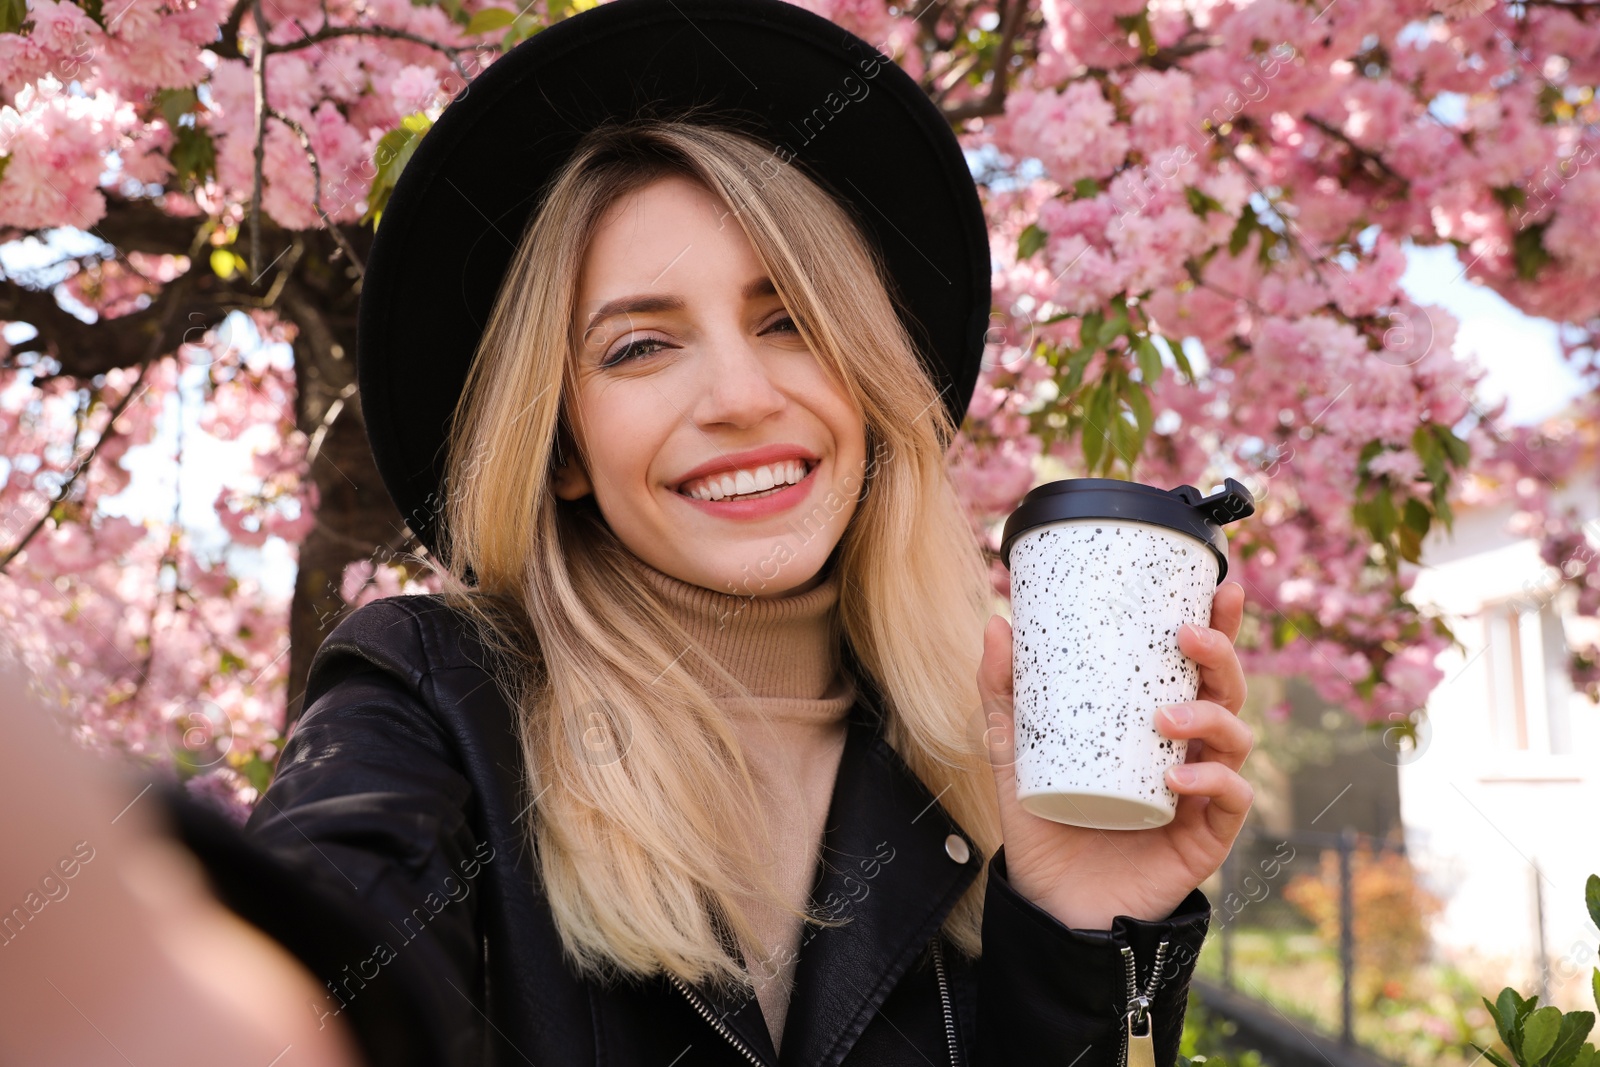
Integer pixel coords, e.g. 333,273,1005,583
669,942,964,1067
1117,939,1170,1067
667,972,770,1067
931,937,961,1067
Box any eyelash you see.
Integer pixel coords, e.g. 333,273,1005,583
602,314,800,367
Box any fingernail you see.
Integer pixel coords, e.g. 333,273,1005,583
1170,766,1195,786
1163,705,1192,728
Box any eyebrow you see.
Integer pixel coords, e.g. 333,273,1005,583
585,276,779,328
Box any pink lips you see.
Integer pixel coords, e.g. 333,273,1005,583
672,444,820,491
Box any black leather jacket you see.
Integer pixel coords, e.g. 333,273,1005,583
166,593,1212,1067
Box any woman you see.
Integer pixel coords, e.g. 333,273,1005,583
0,1,1255,1065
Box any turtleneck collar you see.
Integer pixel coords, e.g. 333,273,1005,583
615,549,856,715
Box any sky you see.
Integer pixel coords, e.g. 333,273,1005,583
22,241,1592,602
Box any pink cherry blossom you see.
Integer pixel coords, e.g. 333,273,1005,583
3,0,1600,817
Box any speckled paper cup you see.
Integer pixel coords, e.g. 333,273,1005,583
999,478,1254,830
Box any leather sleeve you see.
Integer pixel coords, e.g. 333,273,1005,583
976,845,1211,1067
169,654,493,1067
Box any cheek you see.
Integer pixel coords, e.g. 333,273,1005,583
586,398,675,498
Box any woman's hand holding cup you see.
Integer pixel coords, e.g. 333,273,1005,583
979,581,1254,930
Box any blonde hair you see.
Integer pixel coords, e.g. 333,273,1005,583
424,119,1001,992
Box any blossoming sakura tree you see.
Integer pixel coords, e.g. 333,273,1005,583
2,0,1598,813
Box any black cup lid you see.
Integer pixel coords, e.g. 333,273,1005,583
999,477,1255,582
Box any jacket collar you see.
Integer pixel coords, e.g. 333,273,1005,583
681,689,983,1067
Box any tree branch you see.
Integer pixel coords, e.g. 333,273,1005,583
250,0,270,284
1513,0,1600,12
940,0,1025,122
265,23,475,81
96,196,210,256
266,109,367,278
0,266,200,571
1304,115,1410,190
211,0,254,60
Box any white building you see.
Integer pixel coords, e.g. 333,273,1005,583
1402,465,1600,1010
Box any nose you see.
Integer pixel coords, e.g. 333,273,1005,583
686,331,786,429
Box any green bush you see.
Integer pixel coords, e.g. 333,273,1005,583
1178,994,1269,1067
1469,873,1599,1067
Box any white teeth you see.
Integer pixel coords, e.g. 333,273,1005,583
681,460,811,501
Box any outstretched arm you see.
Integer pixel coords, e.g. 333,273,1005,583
0,658,364,1067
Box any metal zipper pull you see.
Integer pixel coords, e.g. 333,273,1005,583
1117,940,1170,1067
1124,997,1157,1067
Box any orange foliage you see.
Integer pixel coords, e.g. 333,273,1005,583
1282,832,1446,1009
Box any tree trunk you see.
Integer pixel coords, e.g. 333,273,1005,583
281,237,412,728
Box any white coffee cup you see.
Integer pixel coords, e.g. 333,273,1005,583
999,478,1254,830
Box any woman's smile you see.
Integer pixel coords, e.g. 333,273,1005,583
671,455,821,519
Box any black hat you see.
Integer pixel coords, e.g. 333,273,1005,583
357,0,992,558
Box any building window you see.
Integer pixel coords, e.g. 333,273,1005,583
1482,601,1574,755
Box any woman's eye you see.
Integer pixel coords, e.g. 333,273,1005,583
764,314,800,335
603,337,669,367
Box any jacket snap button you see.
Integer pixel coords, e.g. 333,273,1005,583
943,834,970,864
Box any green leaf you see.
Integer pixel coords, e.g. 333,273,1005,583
1413,424,1446,484
1436,424,1472,467
1593,967,1599,1016
1111,411,1139,470
237,753,276,795
1402,497,1431,536
1074,177,1101,198
0,0,26,34
1487,996,1513,1051
1256,225,1282,268
1185,186,1224,218
465,5,517,32
0,155,10,185
74,0,104,26
1356,439,1385,477
1434,485,1455,531
1082,379,1111,474
1493,185,1529,211
1169,339,1195,383
1572,1043,1599,1067
1374,488,1397,542
1134,335,1162,383
1524,1007,1564,1064
1397,523,1423,565
1228,203,1257,257
502,13,543,46
1470,1044,1517,1067
1586,875,1599,932
1064,346,1095,393
155,87,200,129
363,113,433,227
1514,223,1554,282
1548,1011,1595,1067
1081,311,1104,350
1097,315,1129,348
168,125,216,190
1017,223,1047,262
1126,380,1154,436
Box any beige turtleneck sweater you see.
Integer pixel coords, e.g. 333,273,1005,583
617,550,857,1055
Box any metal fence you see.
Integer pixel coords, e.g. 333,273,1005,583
1207,824,1416,1057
